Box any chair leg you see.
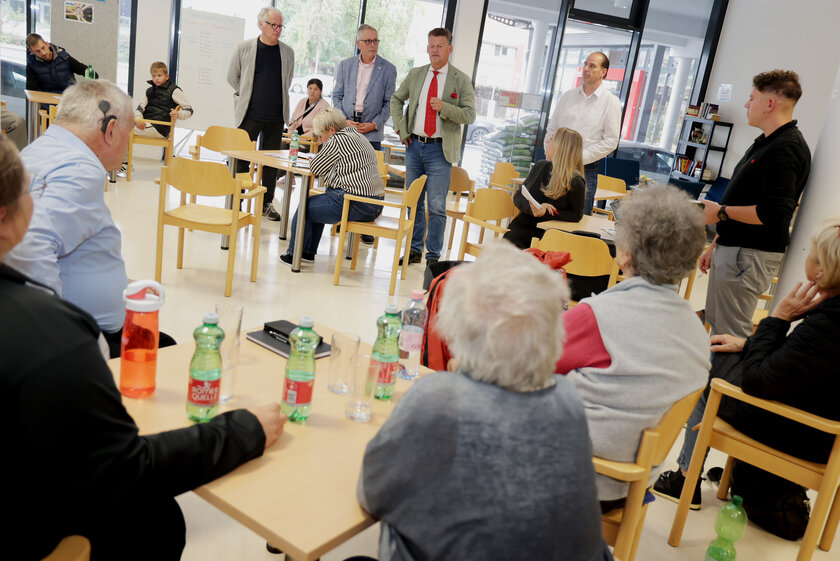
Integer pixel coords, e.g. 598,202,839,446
401,229,411,280
250,217,262,284
717,456,735,500
798,478,839,561
176,227,185,269
447,217,457,251
819,484,840,551
334,205,351,287
373,236,379,249
126,139,134,182
628,503,650,561
224,226,237,297
350,234,361,270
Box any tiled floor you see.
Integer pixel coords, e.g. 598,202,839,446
110,159,831,560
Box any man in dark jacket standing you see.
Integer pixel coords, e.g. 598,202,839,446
26,33,94,93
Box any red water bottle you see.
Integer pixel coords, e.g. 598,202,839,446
119,280,165,398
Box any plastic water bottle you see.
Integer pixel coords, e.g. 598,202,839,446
399,289,427,380
281,317,319,423
705,495,748,561
289,130,300,164
186,313,225,422
119,281,164,398
372,304,402,400
84,65,95,79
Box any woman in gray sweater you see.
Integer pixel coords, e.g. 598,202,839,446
357,241,613,561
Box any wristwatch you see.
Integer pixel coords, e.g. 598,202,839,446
717,205,729,222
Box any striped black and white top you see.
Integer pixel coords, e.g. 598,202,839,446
309,127,384,198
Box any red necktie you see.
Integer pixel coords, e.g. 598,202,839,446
424,70,439,137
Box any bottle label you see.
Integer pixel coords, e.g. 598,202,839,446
188,377,220,405
283,378,314,406
377,361,399,385
398,330,423,353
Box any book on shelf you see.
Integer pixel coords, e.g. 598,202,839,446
686,105,700,117
702,103,720,119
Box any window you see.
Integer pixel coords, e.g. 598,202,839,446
0,0,30,117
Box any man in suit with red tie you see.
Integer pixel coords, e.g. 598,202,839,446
391,28,476,266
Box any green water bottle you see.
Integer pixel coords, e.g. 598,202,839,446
289,130,300,164
84,65,95,79
186,312,225,422
372,304,402,401
705,495,748,561
281,317,319,423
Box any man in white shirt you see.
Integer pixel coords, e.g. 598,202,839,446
545,52,621,215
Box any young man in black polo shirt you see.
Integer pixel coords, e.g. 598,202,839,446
700,70,811,338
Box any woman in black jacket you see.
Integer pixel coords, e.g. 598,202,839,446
503,127,586,249
654,219,840,510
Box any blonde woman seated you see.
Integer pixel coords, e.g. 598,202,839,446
503,127,586,249
358,241,613,561
555,186,711,513
288,78,329,141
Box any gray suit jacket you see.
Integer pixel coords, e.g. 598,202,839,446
227,38,295,127
332,55,396,143
390,63,476,164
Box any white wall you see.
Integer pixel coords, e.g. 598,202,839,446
705,0,840,176
131,0,172,158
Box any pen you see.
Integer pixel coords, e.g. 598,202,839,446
267,329,289,344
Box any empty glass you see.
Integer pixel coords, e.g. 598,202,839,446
345,353,376,422
215,302,244,402
327,332,360,395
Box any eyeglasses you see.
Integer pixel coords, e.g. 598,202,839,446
263,21,286,31
29,175,47,199
359,39,380,46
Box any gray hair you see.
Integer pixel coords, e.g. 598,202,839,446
312,107,348,137
615,185,705,285
435,240,568,393
356,24,377,40
257,7,282,22
54,79,133,132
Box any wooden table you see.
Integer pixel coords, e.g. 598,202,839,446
381,140,405,164
509,177,626,202
222,149,316,272
109,324,414,561
25,89,62,142
387,164,406,179
537,213,616,240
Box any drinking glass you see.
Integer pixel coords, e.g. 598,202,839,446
327,332,360,395
215,302,244,402
345,353,376,422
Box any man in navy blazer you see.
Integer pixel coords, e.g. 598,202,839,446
332,24,396,151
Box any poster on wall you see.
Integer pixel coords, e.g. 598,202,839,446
65,2,94,24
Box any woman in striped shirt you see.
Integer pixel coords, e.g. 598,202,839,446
281,108,385,266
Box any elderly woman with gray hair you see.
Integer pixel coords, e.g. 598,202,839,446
357,241,614,561
280,107,384,266
555,185,711,513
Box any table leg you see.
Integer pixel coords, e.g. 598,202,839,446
279,169,294,240
27,100,38,143
290,174,309,272
222,157,238,250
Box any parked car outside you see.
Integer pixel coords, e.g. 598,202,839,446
615,141,675,184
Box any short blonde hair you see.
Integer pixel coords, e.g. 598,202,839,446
312,107,348,137
811,218,840,290
150,61,168,74
435,240,568,392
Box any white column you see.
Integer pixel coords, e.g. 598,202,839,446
659,56,690,149
524,20,548,94
775,64,840,302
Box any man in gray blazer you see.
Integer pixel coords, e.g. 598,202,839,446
332,24,397,151
227,7,294,221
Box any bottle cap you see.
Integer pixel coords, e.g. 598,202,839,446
299,316,314,328
123,280,165,312
203,312,219,325
411,289,425,300
385,304,399,314
731,495,743,507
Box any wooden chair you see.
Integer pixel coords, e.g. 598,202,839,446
333,175,427,296
38,104,57,136
189,125,260,210
457,187,516,260
445,166,476,251
155,157,266,297
282,131,320,154
668,379,840,561
530,229,614,305
752,276,778,331
608,261,698,302
595,388,704,561
41,535,90,561
488,161,519,193
597,174,629,195
127,106,178,182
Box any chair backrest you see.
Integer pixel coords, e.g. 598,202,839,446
643,388,705,467
450,165,475,196
375,150,389,183
199,126,256,154
468,187,516,223
489,161,519,188
597,174,628,194
533,229,614,277
41,535,90,561
402,174,428,210
162,157,240,198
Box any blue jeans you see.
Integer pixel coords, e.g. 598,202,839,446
677,389,709,472
583,161,600,216
369,141,382,151
405,140,451,260
287,189,382,255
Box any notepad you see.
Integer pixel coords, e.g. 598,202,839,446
246,319,331,359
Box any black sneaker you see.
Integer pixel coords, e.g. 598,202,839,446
653,469,702,510
301,252,315,263
361,234,375,244
399,251,422,266
426,257,439,266
279,253,293,267
263,202,281,221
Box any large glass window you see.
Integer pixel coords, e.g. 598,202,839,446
0,0,30,117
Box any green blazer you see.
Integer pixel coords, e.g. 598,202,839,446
390,63,476,164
